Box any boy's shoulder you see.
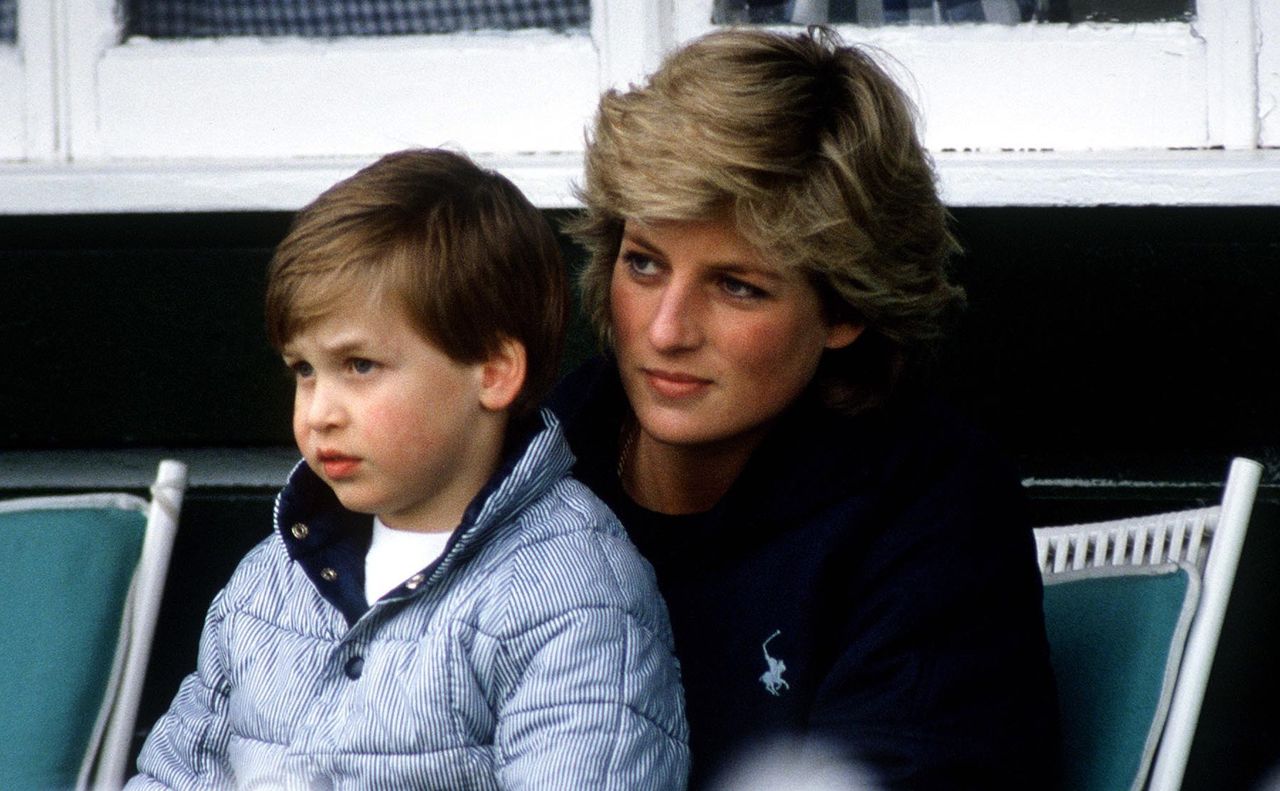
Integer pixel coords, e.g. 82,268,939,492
481,472,668,633
213,530,301,611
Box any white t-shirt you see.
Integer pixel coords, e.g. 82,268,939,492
364,516,452,604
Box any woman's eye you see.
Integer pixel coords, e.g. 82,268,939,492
721,276,768,300
622,250,660,277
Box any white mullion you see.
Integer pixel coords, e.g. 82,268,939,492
1258,0,1279,146
672,0,715,43
593,0,671,91
59,0,122,160
1195,0,1260,149
14,0,58,160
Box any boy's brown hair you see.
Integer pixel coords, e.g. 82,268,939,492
266,148,567,418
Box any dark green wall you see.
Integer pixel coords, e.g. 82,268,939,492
1,208,1277,788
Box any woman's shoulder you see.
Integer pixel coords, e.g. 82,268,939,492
757,390,1020,501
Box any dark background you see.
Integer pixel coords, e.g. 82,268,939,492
1,206,1277,788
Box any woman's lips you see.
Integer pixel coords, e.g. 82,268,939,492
643,368,712,399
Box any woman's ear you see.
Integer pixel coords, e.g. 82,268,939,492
477,337,527,412
825,322,864,350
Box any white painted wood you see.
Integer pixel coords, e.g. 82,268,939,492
932,149,1280,206
671,0,713,43
673,4,1209,149
822,24,1210,150
592,0,671,92
86,33,598,159
1260,0,1280,146
61,0,119,160
0,49,24,159
5,0,1279,206
4,149,1280,214
0,0,58,161
1195,0,1259,149
0,151,586,213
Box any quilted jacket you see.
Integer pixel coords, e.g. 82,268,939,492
127,411,689,790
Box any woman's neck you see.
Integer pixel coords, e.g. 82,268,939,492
620,421,767,515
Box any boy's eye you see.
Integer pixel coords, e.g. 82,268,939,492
289,360,315,379
349,358,377,375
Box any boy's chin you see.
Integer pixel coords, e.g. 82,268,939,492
323,482,380,517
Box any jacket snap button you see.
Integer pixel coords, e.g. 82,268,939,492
320,567,338,582
405,573,425,590
291,523,309,540
344,655,364,680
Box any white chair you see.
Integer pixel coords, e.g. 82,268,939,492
0,459,187,791
1035,456,1261,791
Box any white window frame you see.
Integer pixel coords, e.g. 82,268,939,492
1261,0,1280,148
0,1,55,162
1,0,1278,212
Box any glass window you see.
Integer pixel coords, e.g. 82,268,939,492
124,0,591,38
1,0,15,44
712,0,1194,25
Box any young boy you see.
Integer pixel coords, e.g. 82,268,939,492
127,149,688,789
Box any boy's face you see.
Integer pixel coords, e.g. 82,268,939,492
281,296,498,533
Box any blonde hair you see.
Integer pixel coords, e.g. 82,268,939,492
570,26,963,413
266,148,567,418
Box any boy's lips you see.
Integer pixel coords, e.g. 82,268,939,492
317,451,360,479
642,368,712,399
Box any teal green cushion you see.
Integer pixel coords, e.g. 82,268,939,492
1043,563,1198,791
0,503,146,790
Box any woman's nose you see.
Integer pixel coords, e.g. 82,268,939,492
647,281,703,351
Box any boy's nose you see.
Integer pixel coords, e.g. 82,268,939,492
303,382,346,430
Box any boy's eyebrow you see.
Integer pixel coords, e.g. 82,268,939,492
320,338,372,356
282,334,376,359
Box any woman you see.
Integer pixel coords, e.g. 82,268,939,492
552,26,1060,790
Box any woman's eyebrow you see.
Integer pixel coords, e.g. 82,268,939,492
620,228,662,254
712,261,785,281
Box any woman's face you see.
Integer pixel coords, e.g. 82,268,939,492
609,216,860,452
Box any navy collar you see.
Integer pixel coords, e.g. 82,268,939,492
273,409,572,626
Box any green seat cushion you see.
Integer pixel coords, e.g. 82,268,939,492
0,502,147,790
1043,563,1199,791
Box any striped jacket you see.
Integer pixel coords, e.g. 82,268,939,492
128,411,689,789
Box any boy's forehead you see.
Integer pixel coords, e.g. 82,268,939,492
283,291,424,353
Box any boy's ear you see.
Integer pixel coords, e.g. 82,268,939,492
477,337,527,412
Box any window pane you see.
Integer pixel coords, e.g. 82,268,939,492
0,0,15,44
125,0,590,38
712,0,1194,25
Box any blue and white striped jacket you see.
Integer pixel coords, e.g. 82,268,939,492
128,411,688,789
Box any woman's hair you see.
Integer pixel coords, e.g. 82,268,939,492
570,26,963,414
265,148,567,419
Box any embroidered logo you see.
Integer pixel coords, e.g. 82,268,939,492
759,629,790,696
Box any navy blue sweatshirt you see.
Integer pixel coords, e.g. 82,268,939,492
551,357,1061,790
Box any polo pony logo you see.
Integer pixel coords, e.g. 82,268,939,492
759,629,789,696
